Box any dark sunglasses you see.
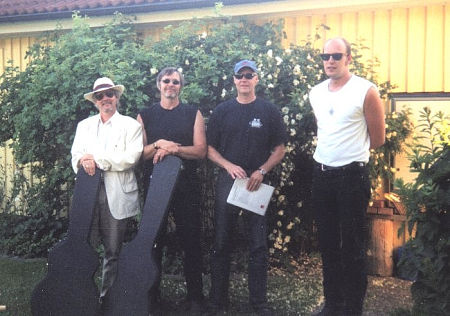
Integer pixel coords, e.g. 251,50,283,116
94,90,115,101
319,53,346,61
234,73,256,80
162,79,180,85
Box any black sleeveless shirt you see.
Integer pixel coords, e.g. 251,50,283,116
139,102,199,177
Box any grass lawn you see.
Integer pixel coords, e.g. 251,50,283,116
0,257,46,315
0,255,412,315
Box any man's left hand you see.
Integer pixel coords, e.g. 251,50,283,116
246,170,264,191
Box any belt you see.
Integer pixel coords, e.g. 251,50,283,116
315,161,366,172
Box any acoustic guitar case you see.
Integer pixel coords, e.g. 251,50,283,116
31,168,101,316
102,155,182,316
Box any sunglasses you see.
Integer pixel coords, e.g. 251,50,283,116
162,79,180,85
234,73,256,80
319,53,346,61
94,90,115,101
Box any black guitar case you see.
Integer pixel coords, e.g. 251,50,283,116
31,168,101,316
102,155,182,316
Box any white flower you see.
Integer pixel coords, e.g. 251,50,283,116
303,93,309,100
290,128,296,136
275,56,283,65
221,89,226,98
150,67,158,75
201,31,207,39
267,49,273,58
177,67,183,73
267,74,273,80
185,59,190,65
222,75,227,80
293,64,301,75
283,115,289,124
266,40,272,46
281,106,289,114
268,83,274,88
296,113,303,120
293,79,299,86
285,48,292,55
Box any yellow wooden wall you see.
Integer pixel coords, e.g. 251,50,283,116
1,2,449,207
0,36,36,205
283,3,450,93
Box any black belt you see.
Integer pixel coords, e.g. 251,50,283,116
315,161,366,172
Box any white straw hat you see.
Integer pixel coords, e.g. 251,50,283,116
84,77,125,103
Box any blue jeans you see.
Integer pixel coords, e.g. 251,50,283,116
312,162,371,315
209,170,268,309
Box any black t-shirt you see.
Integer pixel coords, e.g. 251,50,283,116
139,102,199,177
207,97,287,172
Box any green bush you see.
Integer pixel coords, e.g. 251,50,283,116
395,107,449,315
0,10,398,262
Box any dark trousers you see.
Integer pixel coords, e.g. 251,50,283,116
209,171,268,309
89,182,128,298
312,162,371,315
149,172,204,303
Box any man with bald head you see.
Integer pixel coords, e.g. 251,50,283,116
309,37,385,316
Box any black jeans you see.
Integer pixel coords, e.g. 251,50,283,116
149,172,204,303
312,162,370,315
209,170,268,309
89,181,128,298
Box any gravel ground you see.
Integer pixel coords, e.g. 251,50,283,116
363,275,413,315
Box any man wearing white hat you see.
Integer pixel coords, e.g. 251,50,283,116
71,77,143,302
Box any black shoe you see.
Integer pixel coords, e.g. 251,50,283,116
311,305,342,316
253,305,275,316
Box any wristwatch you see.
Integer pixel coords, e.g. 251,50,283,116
258,168,267,175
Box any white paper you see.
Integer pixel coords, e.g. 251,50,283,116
226,178,275,216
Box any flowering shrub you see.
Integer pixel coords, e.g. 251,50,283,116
0,11,408,261
395,108,449,315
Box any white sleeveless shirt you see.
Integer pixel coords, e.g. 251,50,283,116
309,74,376,166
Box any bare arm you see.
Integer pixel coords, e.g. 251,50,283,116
207,145,247,179
137,114,159,161
138,110,207,163
171,110,207,160
364,87,385,149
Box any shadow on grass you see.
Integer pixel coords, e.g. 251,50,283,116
0,255,322,315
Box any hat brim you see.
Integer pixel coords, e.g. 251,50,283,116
84,85,125,104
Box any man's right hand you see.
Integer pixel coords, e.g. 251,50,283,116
224,162,247,179
80,154,96,176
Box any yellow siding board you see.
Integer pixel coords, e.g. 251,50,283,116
390,8,408,92
425,5,444,91
407,7,426,92
284,17,297,46
296,16,312,44
373,10,390,86
0,45,4,79
324,13,342,39
311,15,326,50
445,5,450,91
356,11,374,65
341,12,358,45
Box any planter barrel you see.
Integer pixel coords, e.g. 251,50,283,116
366,201,413,276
